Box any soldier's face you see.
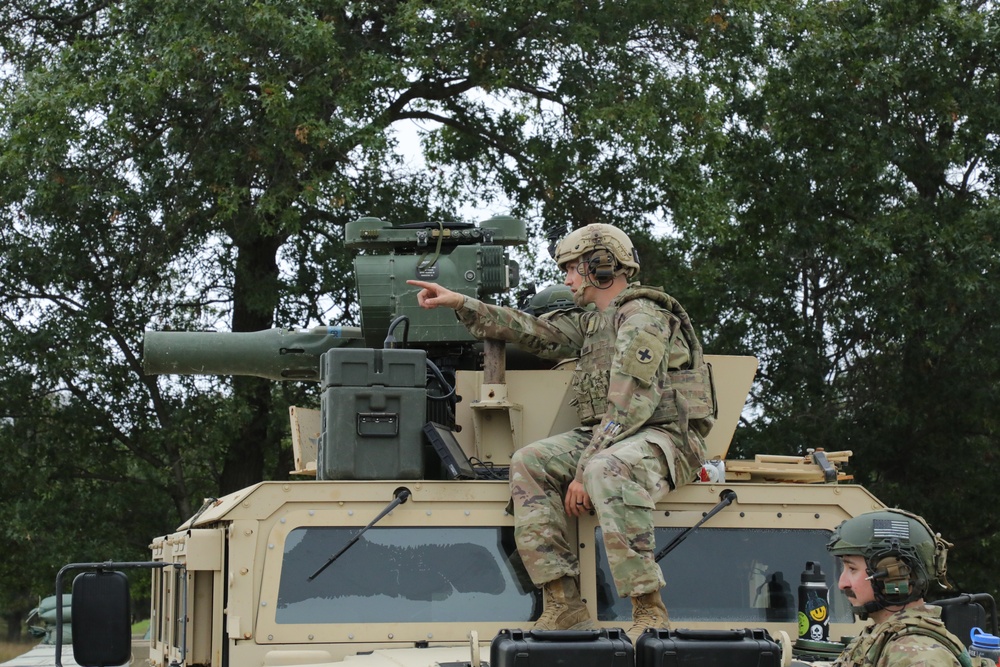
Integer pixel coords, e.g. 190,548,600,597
838,555,876,607
563,261,594,307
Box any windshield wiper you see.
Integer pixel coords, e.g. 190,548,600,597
308,487,411,581
654,489,737,562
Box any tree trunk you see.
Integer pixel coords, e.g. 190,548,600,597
3,609,23,642
219,226,284,495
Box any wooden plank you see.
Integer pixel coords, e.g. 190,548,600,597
754,450,852,464
289,406,320,476
724,459,852,484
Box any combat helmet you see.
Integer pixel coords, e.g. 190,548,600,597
521,284,578,316
553,224,640,281
827,509,952,615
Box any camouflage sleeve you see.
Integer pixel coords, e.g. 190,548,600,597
574,304,689,480
455,297,584,360
877,635,963,667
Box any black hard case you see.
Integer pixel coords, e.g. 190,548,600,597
635,628,782,667
490,628,634,667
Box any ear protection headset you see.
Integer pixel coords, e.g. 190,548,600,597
856,541,922,617
581,248,618,282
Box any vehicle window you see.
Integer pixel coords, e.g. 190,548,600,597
594,527,851,623
276,526,538,623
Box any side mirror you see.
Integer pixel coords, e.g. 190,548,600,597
71,570,131,667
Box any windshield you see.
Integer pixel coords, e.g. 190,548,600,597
276,526,539,623
595,527,852,623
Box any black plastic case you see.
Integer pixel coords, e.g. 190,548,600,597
635,628,782,667
490,628,634,667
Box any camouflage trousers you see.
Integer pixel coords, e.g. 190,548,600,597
509,424,699,598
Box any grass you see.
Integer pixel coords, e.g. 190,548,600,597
132,618,150,638
0,639,39,662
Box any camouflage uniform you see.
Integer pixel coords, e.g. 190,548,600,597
456,283,714,597
832,605,967,667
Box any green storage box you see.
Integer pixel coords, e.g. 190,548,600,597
318,348,427,480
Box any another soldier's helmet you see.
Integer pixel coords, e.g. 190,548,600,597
827,509,952,613
553,224,640,280
522,284,578,316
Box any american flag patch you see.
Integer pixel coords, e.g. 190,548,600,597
873,519,910,541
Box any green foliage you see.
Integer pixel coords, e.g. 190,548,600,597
695,0,1000,595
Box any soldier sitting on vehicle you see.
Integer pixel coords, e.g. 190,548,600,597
827,508,990,667
408,222,715,641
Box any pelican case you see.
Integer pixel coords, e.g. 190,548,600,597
635,628,782,667
490,628,634,667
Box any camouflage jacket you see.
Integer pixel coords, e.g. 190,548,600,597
832,605,973,667
455,284,714,481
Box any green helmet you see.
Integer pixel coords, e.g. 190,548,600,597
553,224,640,280
521,284,578,316
827,509,952,612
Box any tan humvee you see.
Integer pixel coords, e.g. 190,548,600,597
136,355,877,667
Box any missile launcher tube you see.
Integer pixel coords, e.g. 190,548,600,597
142,326,364,382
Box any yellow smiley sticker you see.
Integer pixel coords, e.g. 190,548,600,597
809,604,828,623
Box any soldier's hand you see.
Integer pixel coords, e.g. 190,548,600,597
407,280,464,310
565,480,592,517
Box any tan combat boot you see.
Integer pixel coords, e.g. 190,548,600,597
626,590,670,643
533,576,594,630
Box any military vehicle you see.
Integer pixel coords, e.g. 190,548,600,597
31,216,991,667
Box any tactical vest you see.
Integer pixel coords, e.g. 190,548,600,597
835,612,984,667
568,285,716,436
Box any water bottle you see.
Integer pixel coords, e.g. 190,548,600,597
969,627,1000,665
797,561,830,641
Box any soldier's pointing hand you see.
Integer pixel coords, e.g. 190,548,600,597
407,280,465,310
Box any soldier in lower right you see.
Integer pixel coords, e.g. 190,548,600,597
827,508,990,667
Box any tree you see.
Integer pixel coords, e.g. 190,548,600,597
693,0,1000,594
0,0,729,625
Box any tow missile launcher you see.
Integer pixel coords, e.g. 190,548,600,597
35,216,993,667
